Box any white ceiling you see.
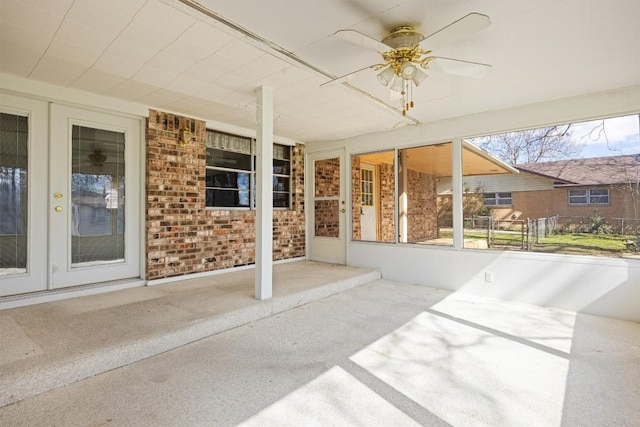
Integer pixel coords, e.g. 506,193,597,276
1,0,639,142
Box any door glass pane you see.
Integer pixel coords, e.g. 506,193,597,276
399,144,452,245
314,158,340,198
0,113,28,276
71,125,125,265
351,151,395,242
314,158,340,237
314,200,339,237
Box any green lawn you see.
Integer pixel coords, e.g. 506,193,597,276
447,230,637,257
535,233,634,256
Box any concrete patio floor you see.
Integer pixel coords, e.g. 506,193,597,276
1,261,639,426
0,261,380,408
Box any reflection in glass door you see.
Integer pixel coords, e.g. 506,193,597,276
307,149,346,264
71,125,125,266
50,104,140,289
314,157,341,238
0,113,28,277
0,97,47,297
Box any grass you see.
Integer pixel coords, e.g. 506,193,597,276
444,229,638,257
535,233,634,256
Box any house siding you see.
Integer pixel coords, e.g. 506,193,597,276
551,185,635,219
438,172,554,194
486,189,555,221
440,169,638,224
483,186,636,222
146,110,305,280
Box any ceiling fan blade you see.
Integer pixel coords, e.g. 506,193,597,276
320,64,381,88
335,29,392,52
420,13,490,52
429,57,492,78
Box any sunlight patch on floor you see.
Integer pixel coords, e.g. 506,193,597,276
240,292,577,426
431,292,577,353
350,296,575,426
238,366,421,427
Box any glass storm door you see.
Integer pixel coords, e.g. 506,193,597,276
0,97,48,297
50,105,140,288
307,149,346,264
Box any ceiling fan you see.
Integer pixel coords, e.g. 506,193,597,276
323,13,492,116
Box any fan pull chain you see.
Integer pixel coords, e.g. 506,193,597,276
401,80,415,117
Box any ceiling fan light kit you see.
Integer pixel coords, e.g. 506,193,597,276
400,61,417,79
332,13,492,117
376,66,396,86
412,69,428,86
390,75,404,92
378,42,436,116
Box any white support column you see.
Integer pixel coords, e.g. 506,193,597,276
255,86,274,300
452,137,464,250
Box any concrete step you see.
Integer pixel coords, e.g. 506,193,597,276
0,261,381,407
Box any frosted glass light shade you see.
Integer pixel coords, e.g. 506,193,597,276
376,66,395,86
400,62,417,79
390,75,404,92
412,69,427,86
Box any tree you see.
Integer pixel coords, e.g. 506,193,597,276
472,125,582,166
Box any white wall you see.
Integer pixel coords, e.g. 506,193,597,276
307,85,640,322
348,242,640,322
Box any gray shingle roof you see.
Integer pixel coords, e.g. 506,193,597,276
516,154,640,186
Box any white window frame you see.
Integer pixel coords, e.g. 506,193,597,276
568,188,610,205
483,192,513,206
205,129,291,210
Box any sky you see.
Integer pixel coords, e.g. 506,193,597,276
569,114,640,158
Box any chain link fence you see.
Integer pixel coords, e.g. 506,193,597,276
464,215,639,252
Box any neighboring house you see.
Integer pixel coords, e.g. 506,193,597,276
447,155,640,223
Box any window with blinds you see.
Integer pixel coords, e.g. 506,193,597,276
205,130,291,209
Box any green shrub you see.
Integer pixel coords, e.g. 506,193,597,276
590,213,612,234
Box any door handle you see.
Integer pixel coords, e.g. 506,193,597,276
340,209,346,213
54,192,63,199
54,206,63,212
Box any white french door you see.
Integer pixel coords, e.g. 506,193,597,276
0,96,48,296
307,149,347,264
1,99,142,298
49,105,141,288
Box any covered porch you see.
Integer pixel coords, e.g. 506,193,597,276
0,261,380,407
1,263,638,425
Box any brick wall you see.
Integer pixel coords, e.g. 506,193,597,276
146,110,305,280
480,186,636,222
406,168,438,242
379,162,396,242
313,158,340,238
550,186,635,219
352,159,439,243
351,156,362,240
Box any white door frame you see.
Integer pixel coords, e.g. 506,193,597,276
306,148,346,264
49,104,141,289
0,95,48,297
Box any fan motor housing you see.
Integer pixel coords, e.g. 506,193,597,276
382,26,425,49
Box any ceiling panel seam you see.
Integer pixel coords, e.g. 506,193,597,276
174,0,420,124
